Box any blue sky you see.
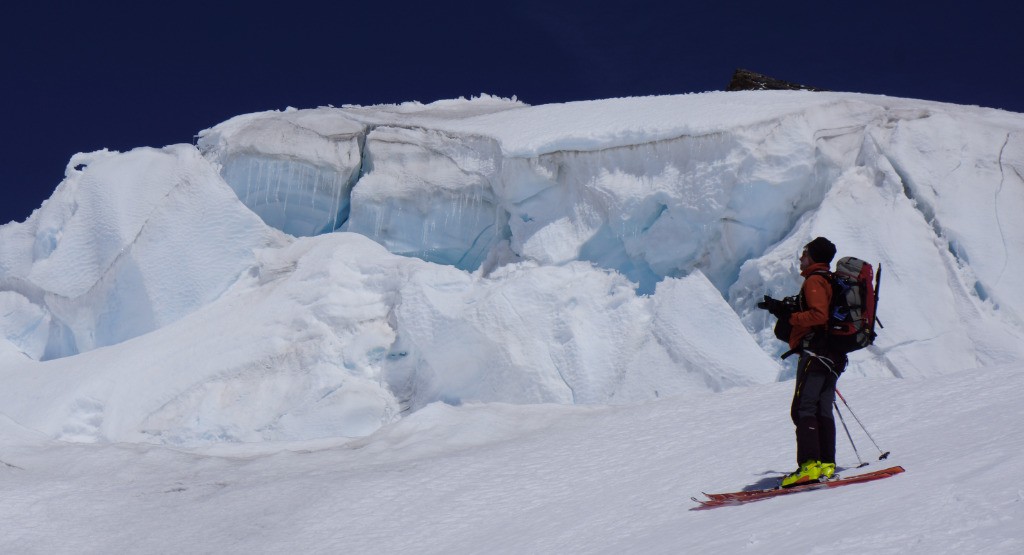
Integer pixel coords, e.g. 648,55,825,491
3,0,1020,225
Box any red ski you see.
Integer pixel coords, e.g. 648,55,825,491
691,466,905,510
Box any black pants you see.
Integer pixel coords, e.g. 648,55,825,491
790,351,846,465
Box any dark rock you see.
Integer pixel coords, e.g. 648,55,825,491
727,69,827,92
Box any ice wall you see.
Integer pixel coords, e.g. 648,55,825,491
199,93,1024,376
0,146,283,360
207,95,881,294
348,127,508,271
347,124,819,290
494,124,831,294
198,109,365,237
220,154,353,236
3,92,1024,446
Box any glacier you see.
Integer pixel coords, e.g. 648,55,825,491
2,91,1024,446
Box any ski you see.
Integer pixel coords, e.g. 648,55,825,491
690,465,905,510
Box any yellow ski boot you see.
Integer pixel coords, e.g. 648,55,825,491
781,460,821,488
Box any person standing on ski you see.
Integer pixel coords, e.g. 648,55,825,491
758,237,847,487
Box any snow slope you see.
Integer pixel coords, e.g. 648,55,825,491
1,364,1020,553
1,90,1024,551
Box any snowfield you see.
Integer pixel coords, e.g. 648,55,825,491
1,365,1021,553
1,90,1023,552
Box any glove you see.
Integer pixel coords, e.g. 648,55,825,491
757,295,791,318
756,295,780,312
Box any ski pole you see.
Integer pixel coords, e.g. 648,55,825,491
834,401,868,468
835,388,890,460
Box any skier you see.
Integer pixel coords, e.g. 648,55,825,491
758,237,847,487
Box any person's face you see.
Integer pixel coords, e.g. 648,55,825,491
800,248,812,271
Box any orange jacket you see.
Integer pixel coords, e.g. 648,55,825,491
788,262,832,349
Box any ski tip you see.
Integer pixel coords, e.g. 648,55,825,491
874,465,905,476
689,497,720,510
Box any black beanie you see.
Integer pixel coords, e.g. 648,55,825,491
805,237,836,264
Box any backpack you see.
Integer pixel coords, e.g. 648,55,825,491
823,257,880,354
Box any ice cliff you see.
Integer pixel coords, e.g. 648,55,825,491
1,91,1023,445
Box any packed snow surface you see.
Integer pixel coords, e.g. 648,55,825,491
1,91,1023,551
1,365,1022,552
